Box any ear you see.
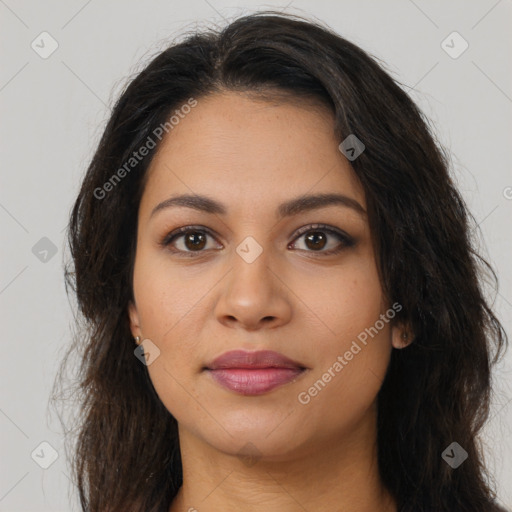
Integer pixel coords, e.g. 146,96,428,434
128,300,142,340
391,322,414,349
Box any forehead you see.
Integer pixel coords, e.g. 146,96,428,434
139,91,365,219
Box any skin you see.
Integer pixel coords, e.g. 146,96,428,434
128,90,409,512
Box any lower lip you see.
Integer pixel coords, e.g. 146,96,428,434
207,368,305,395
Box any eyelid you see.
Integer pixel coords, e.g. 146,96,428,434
290,223,352,242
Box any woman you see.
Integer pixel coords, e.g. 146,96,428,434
54,10,509,512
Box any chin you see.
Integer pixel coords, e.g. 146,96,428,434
208,412,321,461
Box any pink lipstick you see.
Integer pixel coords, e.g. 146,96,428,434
205,350,306,395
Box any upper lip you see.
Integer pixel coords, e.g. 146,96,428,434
206,350,306,370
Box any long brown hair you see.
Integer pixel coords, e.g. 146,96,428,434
52,11,508,512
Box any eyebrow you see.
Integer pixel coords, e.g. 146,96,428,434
149,192,366,219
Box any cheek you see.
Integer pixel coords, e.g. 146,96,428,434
132,248,207,341
303,253,385,342
293,255,391,421
131,250,225,407
133,264,204,417
296,314,392,438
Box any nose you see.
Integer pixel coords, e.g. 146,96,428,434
214,248,293,332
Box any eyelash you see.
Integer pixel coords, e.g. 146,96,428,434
159,223,356,257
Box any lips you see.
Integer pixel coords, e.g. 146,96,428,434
206,349,305,370
205,350,307,395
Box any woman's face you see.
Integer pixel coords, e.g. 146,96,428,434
129,91,405,460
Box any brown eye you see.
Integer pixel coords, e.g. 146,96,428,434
160,224,355,257
182,231,207,251
304,231,328,251
290,224,355,255
161,226,220,254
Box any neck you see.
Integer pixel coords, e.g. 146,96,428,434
169,407,396,512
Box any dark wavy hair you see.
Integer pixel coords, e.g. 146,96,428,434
52,10,509,512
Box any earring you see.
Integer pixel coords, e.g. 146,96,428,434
135,336,141,345
401,331,414,345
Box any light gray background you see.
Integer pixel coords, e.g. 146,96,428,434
1,1,511,510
